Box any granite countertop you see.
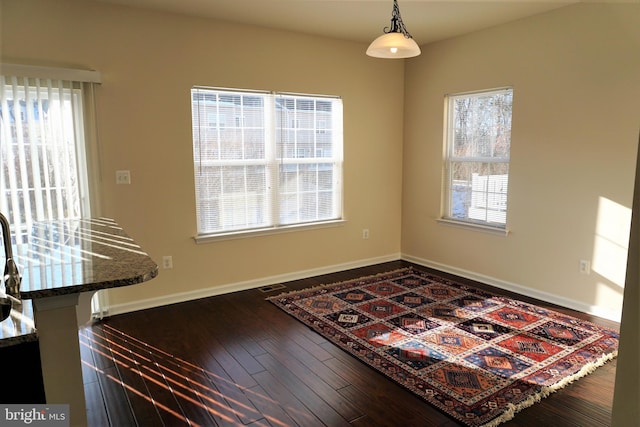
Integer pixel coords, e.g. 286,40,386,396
0,217,158,344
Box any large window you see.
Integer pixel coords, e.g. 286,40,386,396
0,73,94,243
191,87,343,237
443,88,513,229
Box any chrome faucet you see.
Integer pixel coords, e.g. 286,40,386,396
0,212,21,301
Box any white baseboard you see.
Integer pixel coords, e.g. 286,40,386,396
105,251,621,323
402,254,621,323
106,253,401,316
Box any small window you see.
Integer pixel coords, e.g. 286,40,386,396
191,87,343,237
442,88,513,229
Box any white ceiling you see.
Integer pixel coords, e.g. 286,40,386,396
87,0,588,45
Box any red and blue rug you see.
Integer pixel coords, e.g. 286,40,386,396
268,268,619,426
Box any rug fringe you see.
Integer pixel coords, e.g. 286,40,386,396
265,267,413,300
480,350,618,427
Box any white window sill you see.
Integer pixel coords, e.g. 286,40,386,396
436,218,510,236
194,219,347,244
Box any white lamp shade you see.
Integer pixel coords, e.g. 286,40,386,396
366,32,421,59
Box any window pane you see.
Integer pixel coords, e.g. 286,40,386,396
449,161,509,225
279,163,336,225
194,164,269,232
452,90,512,160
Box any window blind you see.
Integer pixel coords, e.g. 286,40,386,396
191,87,343,236
0,75,90,243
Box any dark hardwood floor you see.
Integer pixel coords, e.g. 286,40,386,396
81,261,619,426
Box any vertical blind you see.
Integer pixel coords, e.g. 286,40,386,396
191,87,343,236
1,68,107,317
0,75,90,243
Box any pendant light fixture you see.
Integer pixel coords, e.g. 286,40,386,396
366,0,421,59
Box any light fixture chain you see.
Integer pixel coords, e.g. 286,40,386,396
384,0,413,39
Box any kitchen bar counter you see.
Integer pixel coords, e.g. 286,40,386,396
0,217,158,426
13,217,158,298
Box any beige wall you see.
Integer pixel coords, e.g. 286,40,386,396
1,0,405,310
2,1,639,320
3,1,639,421
403,3,640,320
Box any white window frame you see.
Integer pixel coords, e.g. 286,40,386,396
191,87,344,242
441,87,513,233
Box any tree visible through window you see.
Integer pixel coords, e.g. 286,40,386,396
443,88,513,228
191,87,343,236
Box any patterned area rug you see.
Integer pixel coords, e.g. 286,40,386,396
267,268,619,427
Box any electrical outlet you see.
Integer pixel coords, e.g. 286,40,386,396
362,229,370,240
579,259,591,274
162,255,173,269
116,170,131,185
